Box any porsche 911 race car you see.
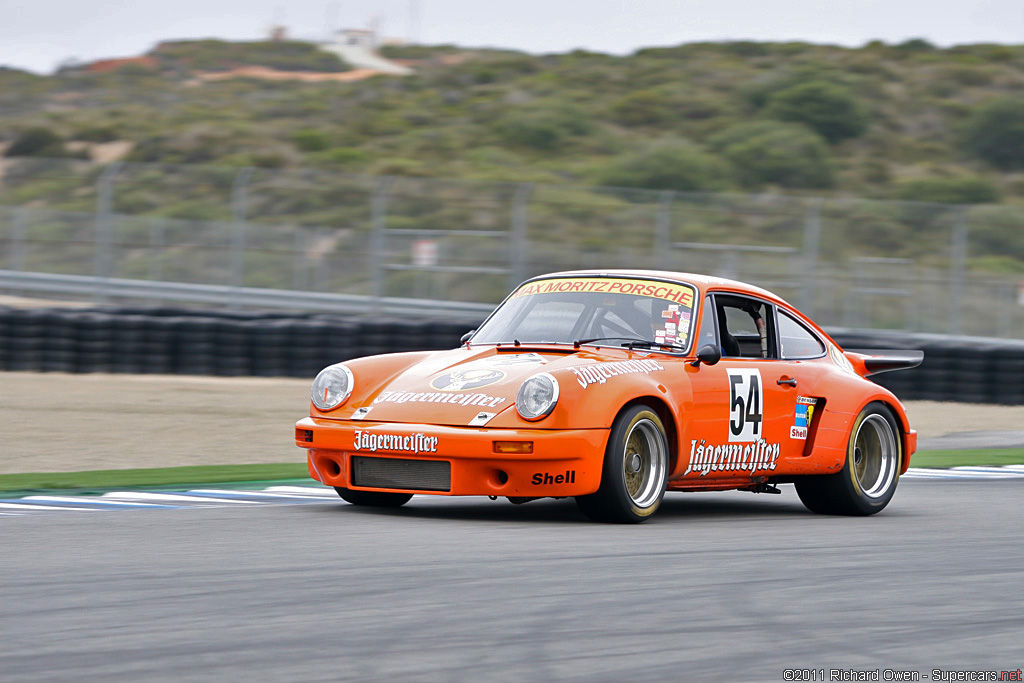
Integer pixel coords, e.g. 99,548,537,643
295,270,923,523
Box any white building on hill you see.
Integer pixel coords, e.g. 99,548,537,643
322,29,412,76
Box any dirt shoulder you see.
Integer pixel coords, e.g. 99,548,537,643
2,372,1022,475
0,372,310,474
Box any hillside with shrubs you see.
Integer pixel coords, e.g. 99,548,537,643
2,37,1024,205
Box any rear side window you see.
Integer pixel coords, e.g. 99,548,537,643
778,311,826,359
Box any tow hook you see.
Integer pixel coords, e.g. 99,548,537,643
751,482,782,494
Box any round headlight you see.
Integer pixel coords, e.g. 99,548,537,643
516,372,559,421
311,364,354,411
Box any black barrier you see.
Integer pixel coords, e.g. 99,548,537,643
2,305,1023,404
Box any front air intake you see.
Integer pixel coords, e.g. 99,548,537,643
351,457,451,492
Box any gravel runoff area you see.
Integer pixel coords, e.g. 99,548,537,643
2,371,1024,475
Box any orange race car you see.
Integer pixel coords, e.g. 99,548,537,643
295,270,923,523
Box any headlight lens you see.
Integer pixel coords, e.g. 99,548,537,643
311,364,354,411
516,372,559,421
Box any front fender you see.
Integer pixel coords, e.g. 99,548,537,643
309,350,441,419
485,358,693,431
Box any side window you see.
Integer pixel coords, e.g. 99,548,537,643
698,296,718,350
715,295,776,359
778,311,826,359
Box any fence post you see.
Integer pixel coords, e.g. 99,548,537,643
292,226,308,292
93,161,123,303
10,207,28,272
949,206,969,335
230,167,254,300
510,183,533,289
801,197,823,316
370,176,395,301
148,218,165,307
655,190,674,270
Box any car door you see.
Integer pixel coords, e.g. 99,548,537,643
771,307,830,451
681,293,806,478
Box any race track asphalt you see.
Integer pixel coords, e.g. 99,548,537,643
1,480,1021,682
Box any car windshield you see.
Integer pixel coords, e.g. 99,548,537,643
471,276,698,353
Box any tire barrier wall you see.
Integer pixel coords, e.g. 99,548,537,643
2,307,1024,405
827,327,1024,407
0,306,475,380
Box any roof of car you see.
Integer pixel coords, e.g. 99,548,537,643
529,269,789,305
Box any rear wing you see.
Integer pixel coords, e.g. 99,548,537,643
844,349,924,377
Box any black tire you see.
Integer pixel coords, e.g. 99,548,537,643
576,405,670,523
796,402,902,516
334,487,413,508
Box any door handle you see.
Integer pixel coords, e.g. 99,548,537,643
777,376,798,387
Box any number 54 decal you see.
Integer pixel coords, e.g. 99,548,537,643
728,369,763,443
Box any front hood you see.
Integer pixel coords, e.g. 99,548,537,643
352,346,578,426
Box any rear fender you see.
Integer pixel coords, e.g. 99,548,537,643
807,389,915,475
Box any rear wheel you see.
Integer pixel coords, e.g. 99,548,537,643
795,402,902,515
334,487,413,508
576,406,669,523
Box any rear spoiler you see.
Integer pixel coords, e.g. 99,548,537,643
844,349,924,377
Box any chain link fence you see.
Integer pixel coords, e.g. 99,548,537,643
1,158,1023,338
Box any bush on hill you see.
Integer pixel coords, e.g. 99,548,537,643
597,140,729,192
961,97,1024,171
762,81,870,144
893,176,1001,204
709,121,835,189
4,127,71,158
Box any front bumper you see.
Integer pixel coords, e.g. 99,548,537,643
295,417,608,497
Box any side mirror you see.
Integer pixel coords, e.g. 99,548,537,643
460,330,476,344
690,344,721,367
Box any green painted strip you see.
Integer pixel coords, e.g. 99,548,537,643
0,463,311,494
908,449,1024,470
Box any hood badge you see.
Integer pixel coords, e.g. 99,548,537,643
351,407,373,420
431,368,506,391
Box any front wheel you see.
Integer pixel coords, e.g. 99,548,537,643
576,406,670,523
795,402,902,515
334,487,413,508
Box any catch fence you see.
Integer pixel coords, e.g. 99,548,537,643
1,158,1023,338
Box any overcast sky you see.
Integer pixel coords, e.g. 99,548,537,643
2,0,1023,74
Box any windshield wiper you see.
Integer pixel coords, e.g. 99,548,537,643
573,336,685,351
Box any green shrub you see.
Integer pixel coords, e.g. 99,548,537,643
893,176,1000,204
709,121,834,189
494,105,592,151
607,89,675,127
317,147,369,164
961,98,1024,170
151,40,350,73
292,129,331,152
74,125,120,143
892,38,937,54
4,127,66,157
597,140,729,192
718,41,771,58
763,81,869,143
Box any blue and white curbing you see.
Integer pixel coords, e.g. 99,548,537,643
1,471,1023,516
902,465,1024,479
0,486,338,515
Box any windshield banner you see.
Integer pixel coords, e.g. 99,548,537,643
511,278,695,308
